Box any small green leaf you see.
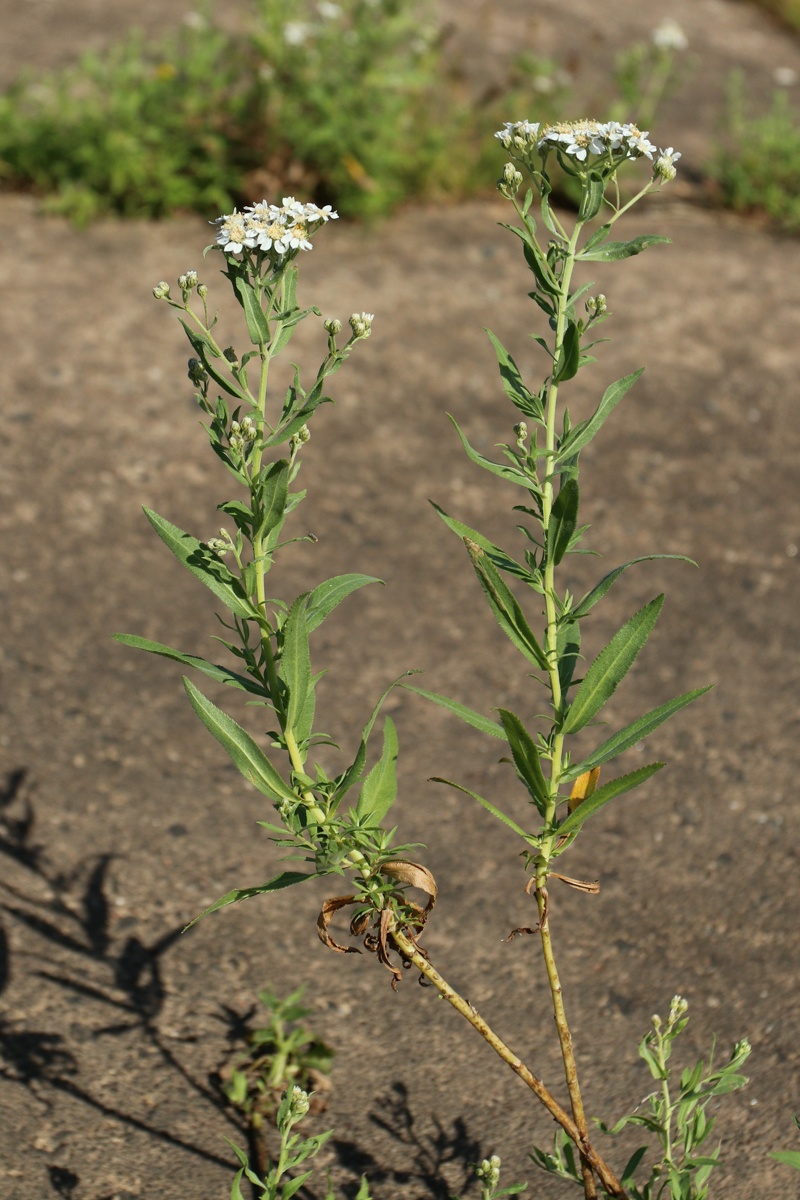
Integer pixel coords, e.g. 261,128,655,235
486,329,544,420
330,673,416,809
356,716,398,825
256,459,290,541
770,1151,800,1170
579,173,605,222
448,415,533,488
577,234,671,262
553,319,581,383
556,620,582,696
497,709,551,815
144,509,258,620
279,595,311,733
185,872,315,930
430,503,530,580
572,555,697,619
562,687,712,782
547,479,579,566
113,633,264,695
184,678,299,804
581,222,612,254
234,276,270,345
556,763,664,836
400,683,504,738
306,573,383,633
563,596,665,734
557,369,644,461
465,539,549,670
430,777,531,843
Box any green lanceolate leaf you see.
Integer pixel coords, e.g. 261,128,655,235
553,319,581,383
581,222,612,255
329,673,416,810
562,595,665,734
547,479,579,566
144,509,259,620
400,683,504,738
430,503,530,581
355,716,398,825
465,539,549,670
305,573,383,633
448,415,533,489
572,555,697,619
562,687,713,782
255,459,290,541
557,369,644,462
184,871,315,930
579,173,605,222
430,777,532,843
234,276,270,345
577,234,671,263
486,329,544,421
556,763,664,836
183,678,299,804
179,320,251,403
497,709,551,815
770,1150,800,1170
279,595,311,733
113,634,264,695
556,619,582,696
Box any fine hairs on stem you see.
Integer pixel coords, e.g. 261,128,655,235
122,122,750,1200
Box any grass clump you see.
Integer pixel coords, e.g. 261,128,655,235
0,0,565,225
711,73,800,233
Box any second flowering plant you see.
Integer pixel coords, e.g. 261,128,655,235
120,119,751,1200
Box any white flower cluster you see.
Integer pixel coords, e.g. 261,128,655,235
213,197,338,257
496,119,660,165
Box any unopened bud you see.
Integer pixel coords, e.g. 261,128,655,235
223,346,239,366
178,270,198,292
514,421,528,446
498,162,524,197
324,316,343,335
197,283,208,299
187,358,207,385
586,293,607,316
288,1085,310,1119
654,148,681,182
153,281,171,299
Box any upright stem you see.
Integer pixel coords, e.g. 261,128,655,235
390,926,626,1199
537,220,597,1200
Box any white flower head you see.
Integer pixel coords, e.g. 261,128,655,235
652,19,688,51
653,146,681,181
283,20,313,46
212,197,339,261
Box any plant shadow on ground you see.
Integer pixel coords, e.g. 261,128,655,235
0,767,239,1195
1,766,483,1199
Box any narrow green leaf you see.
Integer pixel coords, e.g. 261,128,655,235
306,573,383,633
234,276,270,345
465,539,549,670
553,319,581,383
557,369,644,462
113,633,264,695
548,479,579,566
448,415,532,488
179,320,251,403
330,673,416,808
577,234,671,262
556,620,582,696
563,596,665,734
184,872,314,930
144,509,258,620
581,222,612,254
572,555,697,619
497,709,551,814
430,503,530,580
355,716,398,825
279,595,311,733
256,460,290,541
184,678,299,804
400,683,504,738
556,763,664,836
430,777,531,842
562,687,712,782
486,329,544,420
282,1171,314,1200
579,173,605,222
770,1151,800,1170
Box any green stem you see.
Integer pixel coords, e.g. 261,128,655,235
537,218,597,1200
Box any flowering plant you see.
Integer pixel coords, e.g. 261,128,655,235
121,121,750,1199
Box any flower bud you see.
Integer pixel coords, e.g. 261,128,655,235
498,162,524,198
288,1085,310,1119
349,311,374,339
187,358,207,385
153,281,171,300
586,293,608,316
197,283,208,299
324,316,343,335
514,421,528,446
653,148,681,182
178,270,198,292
